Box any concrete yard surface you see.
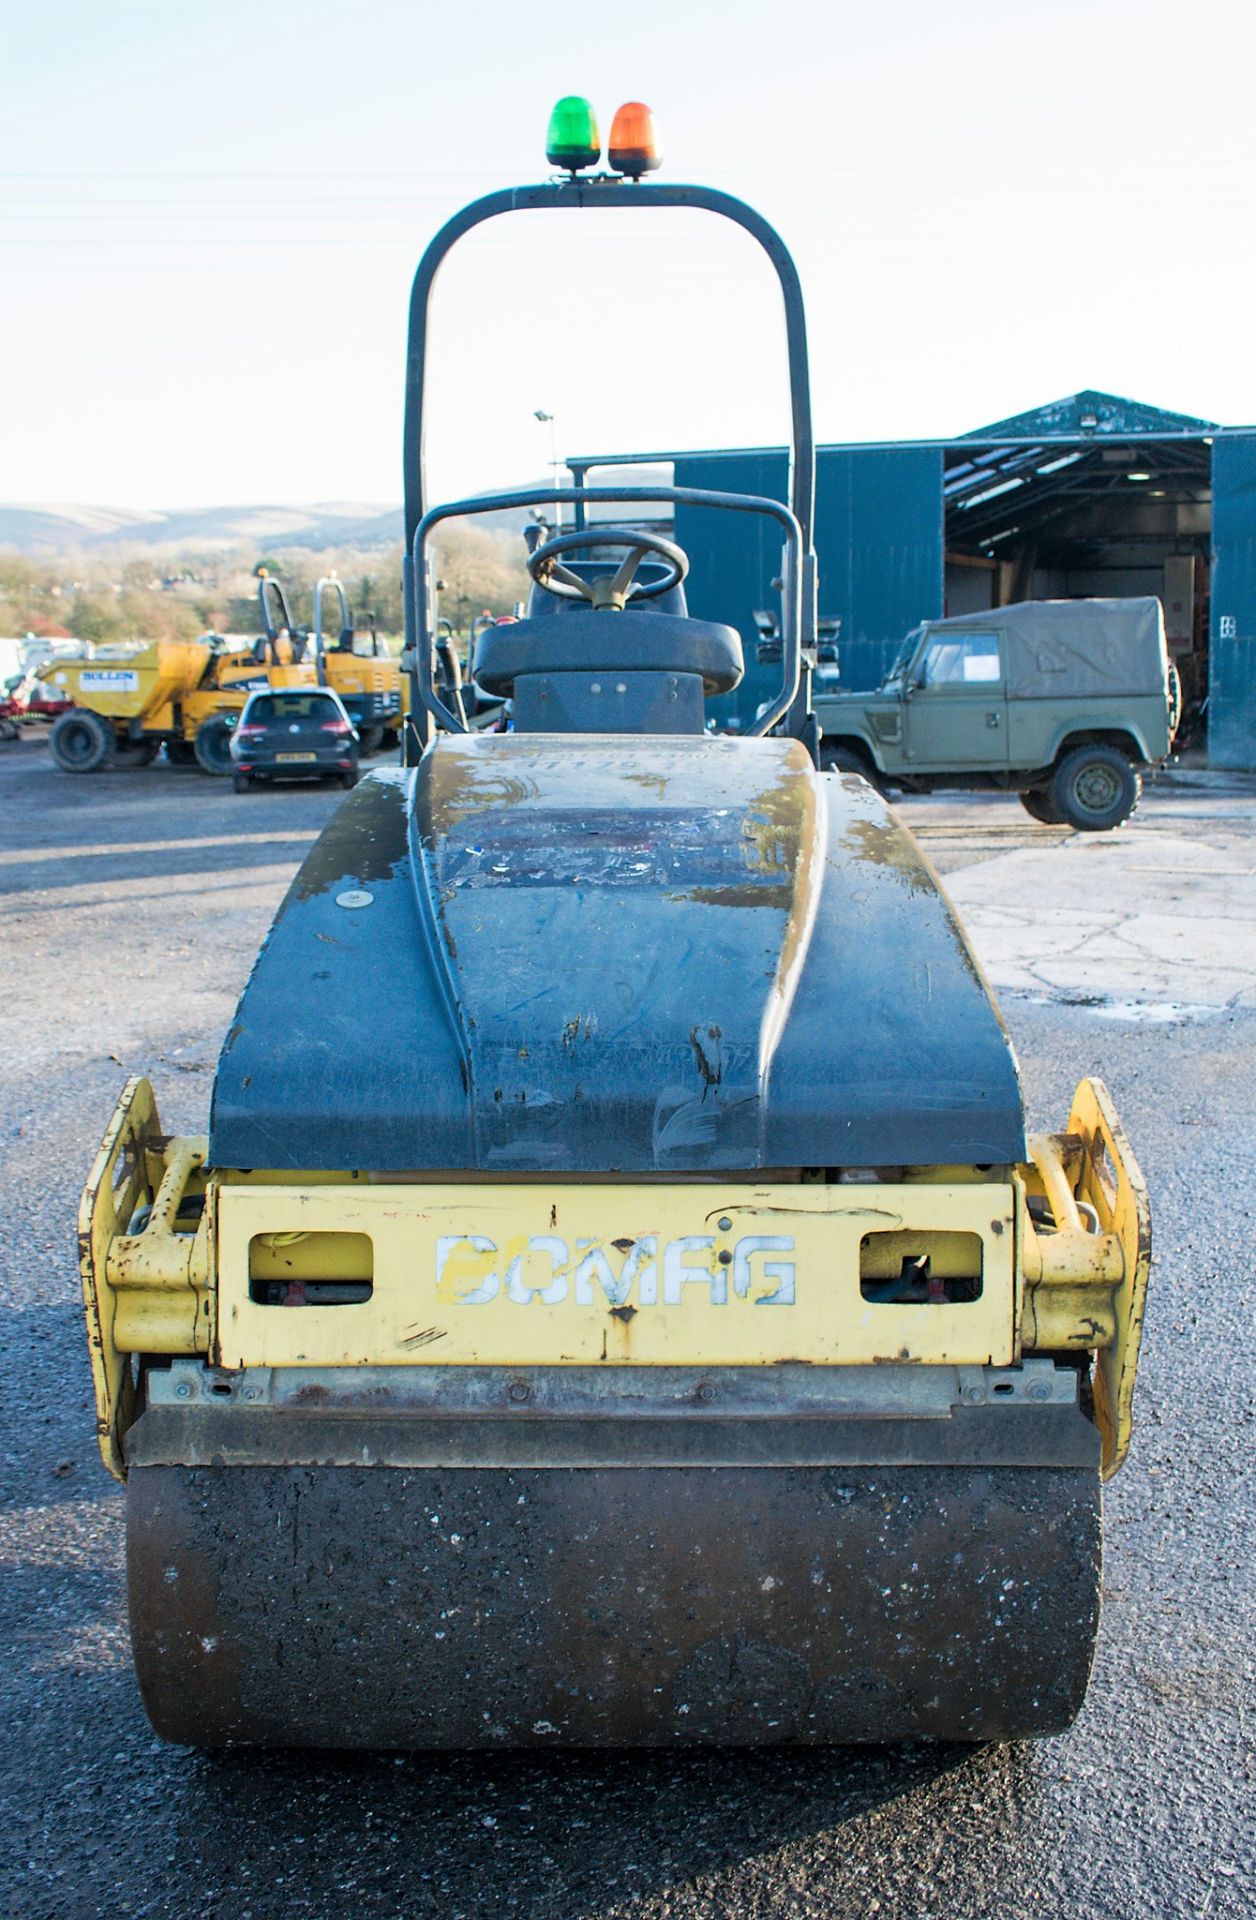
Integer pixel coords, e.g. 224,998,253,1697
0,737,1252,1920
918,773,1256,1016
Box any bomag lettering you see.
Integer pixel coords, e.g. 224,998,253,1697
435,1232,796,1307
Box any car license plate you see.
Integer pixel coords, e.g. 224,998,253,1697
276,751,317,763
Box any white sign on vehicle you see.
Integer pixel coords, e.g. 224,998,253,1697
79,670,140,693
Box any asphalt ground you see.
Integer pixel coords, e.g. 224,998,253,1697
0,734,1252,1920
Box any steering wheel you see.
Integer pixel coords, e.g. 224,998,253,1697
527,527,689,612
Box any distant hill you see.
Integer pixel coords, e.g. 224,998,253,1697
0,501,405,554
0,475,669,556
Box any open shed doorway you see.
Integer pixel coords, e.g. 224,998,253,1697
942,393,1214,744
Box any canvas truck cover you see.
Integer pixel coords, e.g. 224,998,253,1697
924,597,1169,700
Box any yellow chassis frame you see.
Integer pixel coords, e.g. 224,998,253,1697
80,1076,1149,1484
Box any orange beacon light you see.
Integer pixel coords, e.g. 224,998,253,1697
608,102,661,179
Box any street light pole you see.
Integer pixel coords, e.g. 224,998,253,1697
533,409,559,527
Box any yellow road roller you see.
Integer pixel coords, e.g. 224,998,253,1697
78,99,1150,1748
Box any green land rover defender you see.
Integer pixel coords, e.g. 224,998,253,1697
814,596,1179,830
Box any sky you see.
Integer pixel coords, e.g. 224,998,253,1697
5,0,1256,511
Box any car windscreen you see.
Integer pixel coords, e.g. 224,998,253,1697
886,626,924,682
246,694,343,724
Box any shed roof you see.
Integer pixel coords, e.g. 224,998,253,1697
960,390,1216,442
944,399,1214,550
569,391,1224,476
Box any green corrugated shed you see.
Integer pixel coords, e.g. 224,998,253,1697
571,391,1256,765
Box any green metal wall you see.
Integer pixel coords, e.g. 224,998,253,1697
674,446,944,726
1209,438,1256,769
815,446,945,690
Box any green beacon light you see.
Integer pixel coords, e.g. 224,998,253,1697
546,96,601,174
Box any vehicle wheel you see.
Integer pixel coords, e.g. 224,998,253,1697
1049,744,1141,832
193,716,236,775
357,724,385,756
819,742,882,792
166,739,197,767
232,772,252,794
114,737,160,768
340,770,359,789
50,709,116,773
1019,787,1065,825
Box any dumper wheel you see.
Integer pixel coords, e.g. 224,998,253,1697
114,738,160,768
166,740,197,767
193,717,236,776
1049,744,1140,831
50,709,116,773
1019,787,1065,825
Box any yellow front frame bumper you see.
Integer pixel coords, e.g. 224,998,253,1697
79,1075,1149,1482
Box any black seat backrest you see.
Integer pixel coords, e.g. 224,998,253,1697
474,609,744,698
471,551,743,735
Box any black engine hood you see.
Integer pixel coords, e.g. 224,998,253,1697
209,735,1024,1172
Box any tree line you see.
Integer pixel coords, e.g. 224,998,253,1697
0,520,529,648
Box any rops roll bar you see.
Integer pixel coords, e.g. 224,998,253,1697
411,484,802,738
312,576,352,690
401,178,818,749
399,180,821,748
257,575,295,646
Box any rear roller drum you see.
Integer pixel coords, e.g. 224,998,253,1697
128,1461,1101,1750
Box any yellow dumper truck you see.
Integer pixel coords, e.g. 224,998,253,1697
41,634,311,774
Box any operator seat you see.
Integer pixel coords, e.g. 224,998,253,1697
473,558,743,734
